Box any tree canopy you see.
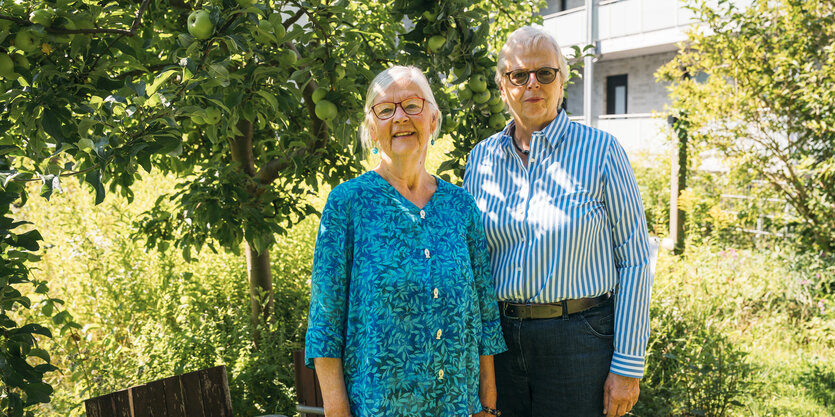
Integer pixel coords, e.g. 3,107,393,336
658,0,835,252
1,0,546,413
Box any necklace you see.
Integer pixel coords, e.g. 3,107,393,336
511,136,530,155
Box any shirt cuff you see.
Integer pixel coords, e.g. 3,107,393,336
610,351,645,379
479,318,508,356
304,329,343,369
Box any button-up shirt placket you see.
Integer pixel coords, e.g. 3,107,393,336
419,207,446,387
506,135,536,299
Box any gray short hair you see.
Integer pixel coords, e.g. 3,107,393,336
360,66,442,153
495,26,570,86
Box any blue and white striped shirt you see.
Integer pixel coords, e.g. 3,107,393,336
463,110,653,378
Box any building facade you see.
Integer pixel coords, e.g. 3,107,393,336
540,0,699,156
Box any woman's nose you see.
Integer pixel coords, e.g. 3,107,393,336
392,104,410,121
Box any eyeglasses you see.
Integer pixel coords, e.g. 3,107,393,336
370,97,427,120
504,67,560,86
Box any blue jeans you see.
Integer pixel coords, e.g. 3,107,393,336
495,298,615,417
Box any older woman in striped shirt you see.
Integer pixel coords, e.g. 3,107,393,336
463,26,653,417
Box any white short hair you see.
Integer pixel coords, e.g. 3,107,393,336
360,66,442,153
496,26,570,86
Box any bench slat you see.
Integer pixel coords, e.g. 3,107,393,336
162,375,186,417
112,389,132,417
146,379,168,417
180,371,206,417
130,385,152,417
198,366,232,417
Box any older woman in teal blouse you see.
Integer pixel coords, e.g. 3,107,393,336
305,66,507,417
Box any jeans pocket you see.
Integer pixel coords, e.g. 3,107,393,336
580,303,615,338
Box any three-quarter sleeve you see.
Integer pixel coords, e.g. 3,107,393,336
467,199,508,356
602,139,653,379
305,186,353,368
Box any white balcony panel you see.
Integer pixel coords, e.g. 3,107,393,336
596,114,669,155
543,8,587,48
600,1,642,39
598,26,687,59
642,0,680,31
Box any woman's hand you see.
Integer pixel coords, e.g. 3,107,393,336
477,355,499,417
313,357,353,417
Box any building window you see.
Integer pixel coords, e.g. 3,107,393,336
606,74,628,115
540,0,568,15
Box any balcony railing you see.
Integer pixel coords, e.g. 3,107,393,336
543,0,697,55
569,113,669,155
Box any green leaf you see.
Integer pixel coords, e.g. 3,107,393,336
147,69,177,96
85,170,106,205
256,90,279,110
51,311,71,326
39,175,60,201
27,348,50,363
41,301,53,317
22,382,53,405
19,323,51,337
16,230,42,252
41,112,64,141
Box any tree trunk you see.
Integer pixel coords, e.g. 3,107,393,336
246,241,273,346
229,119,274,346
668,113,688,255
229,54,329,346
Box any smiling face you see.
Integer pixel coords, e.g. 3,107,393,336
499,45,563,132
368,77,438,159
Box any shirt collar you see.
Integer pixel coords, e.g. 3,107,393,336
499,109,570,153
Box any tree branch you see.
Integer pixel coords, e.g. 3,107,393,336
229,119,257,177
283,8,306,29
0,14,28,25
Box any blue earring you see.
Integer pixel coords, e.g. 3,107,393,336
431,138,435,146
372,147,379,154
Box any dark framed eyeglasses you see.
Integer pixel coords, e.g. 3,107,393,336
370,97,427,120
504,67,560,86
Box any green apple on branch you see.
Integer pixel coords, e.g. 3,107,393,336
14,30,40,53
0,53,15,78
427,35,445,52
29,9,55,26
315,99,337,121
187,10,213,40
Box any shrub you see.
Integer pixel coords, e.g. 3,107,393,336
15,174,318,416
631,152,671,237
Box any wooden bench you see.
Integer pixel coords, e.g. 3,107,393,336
293,350,324,416
84,365,233,417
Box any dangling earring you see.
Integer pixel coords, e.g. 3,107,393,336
372,147,379,154
431,138,435,146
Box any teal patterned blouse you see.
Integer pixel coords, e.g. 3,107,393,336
305,171,507,417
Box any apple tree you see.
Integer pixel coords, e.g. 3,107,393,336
0,0,544,412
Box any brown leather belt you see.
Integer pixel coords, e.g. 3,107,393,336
500,292,613,320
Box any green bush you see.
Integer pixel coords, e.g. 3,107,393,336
636,244,835,417
631,153,671,237
14,174,319,416
637,300,754,417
